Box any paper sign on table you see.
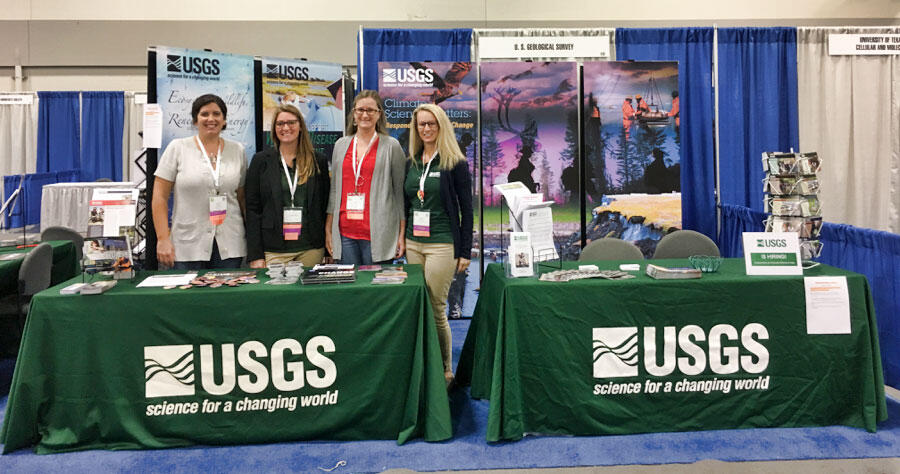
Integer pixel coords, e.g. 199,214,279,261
804,276,851,334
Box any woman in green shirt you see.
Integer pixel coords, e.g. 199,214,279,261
404,104,474,386
245,105,330,268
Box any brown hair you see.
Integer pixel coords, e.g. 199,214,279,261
270,105,317,182
346,90,388,136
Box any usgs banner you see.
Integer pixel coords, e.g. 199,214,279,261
378,61,478,319
155,46,256,160
260,57,344,158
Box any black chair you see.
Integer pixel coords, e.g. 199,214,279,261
579,238,644,261
0,243,53,356
652,230,720,259
41,225,84,262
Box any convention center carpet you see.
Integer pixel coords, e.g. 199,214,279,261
1,320,898,472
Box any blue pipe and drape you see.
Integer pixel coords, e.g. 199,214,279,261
616,28,717,240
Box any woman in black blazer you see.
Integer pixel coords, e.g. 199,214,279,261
245,105,330,268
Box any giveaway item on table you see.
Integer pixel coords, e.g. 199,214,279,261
80,280,118,295
137,273,198,288
301,264,357,285
538,269,636,282
372,267,407,285
688,255,723,273
265,263,302,284
645,263,702,279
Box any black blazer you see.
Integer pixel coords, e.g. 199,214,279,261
404,157,474,259
245,147,330,261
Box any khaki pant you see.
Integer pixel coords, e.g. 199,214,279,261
264,248,325,268
405,240,455,373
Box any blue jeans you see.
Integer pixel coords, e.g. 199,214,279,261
174,240,243,270
338,235,374,266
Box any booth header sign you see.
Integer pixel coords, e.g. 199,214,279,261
479,36,610,59
829,34,900,55
0,94,33,105
742,232,802,276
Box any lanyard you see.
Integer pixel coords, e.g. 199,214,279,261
195,135,223,191
280,152,300,206
417,151,439,206
351,134,377,191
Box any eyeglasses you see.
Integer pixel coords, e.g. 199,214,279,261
354,107,380,115
275,119,300,128
417,121,439,130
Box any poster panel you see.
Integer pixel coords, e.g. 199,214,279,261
582,61,681,257
480,61,580,263
378,61,478,318
260,57,344,159
155,46,256,160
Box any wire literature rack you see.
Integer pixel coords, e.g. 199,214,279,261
499,194,562,277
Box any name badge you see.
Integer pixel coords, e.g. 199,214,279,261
209,195,227,226
413,210,431,237
283,207,303,241
347,193,365,220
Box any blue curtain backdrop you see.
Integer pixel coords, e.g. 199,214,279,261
36,91,81,176
616,28,717,239
81,91,124,182
358,28,473,92
717,28,799,210
720,203,900,389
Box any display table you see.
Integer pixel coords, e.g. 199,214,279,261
40,182,136,233
0,240,79,295
456,260,887,442
1,266,451,453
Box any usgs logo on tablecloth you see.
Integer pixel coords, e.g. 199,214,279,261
592,324,769,379
144,337,337,398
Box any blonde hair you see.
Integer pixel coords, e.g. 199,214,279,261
408,104,465,171
270,105,318,182
346,90,388,136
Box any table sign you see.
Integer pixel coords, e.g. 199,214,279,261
742,232,802,275
804,276,851,334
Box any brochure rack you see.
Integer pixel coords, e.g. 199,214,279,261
499,194,561,277
761,151,823,262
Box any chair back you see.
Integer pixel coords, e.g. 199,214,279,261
18,243,53,297
579,238,644,261
652,230,720,259
41,225,84,261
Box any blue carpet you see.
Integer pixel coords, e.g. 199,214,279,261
2,320,899,473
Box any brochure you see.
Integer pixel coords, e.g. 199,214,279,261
507,232,534,277
88,188,139,238
645,264,702,279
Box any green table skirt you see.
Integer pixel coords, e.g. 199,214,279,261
1,265,451,453
456,259,887,441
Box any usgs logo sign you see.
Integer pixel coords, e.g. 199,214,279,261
167,54,221,76
592,324,769,378
265,64,310,81
756,238,788,248
382,68,434,85
144,337,336,398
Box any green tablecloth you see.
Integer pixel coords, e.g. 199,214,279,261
0,241,80,295
456,259,887,442
1,266,451,453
